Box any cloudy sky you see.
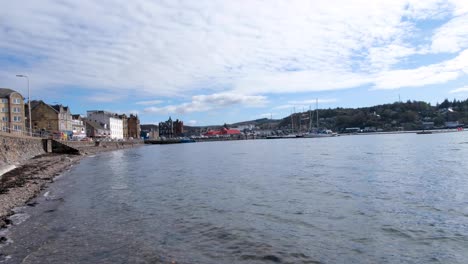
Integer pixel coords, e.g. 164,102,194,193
1,0,468,125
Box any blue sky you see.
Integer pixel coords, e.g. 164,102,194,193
1,0,468,126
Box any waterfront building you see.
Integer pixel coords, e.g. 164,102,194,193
28,100,73,138
119,114,129,139
128,114,141,139
445,121,462,128
140,124,159,139
174,119,184,136
159,117,184,138
203,125,241,137
87,110,123,139
71,114,87,140
421,121,435,130
84,119,111,138
0,88,25,135
159,117,173,138
344,127,361,133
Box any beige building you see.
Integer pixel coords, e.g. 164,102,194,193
28,100,73,137
119,114,129,139
0,88,25,135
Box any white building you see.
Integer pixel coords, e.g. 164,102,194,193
87,110,123,139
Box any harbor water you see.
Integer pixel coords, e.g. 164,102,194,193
1,133,468,263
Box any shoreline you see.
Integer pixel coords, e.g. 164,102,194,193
0,143,143,232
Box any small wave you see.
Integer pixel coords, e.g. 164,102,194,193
110,185,128,190
8,213,30,226
0,254,12,262
240,254,282,263
381,226,413,239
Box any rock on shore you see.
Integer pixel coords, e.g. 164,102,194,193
0,154,81,228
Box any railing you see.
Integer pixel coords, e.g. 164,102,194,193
1,127,81,139
0,126,47,138
0,126,144,143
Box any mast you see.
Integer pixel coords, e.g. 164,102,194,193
291,110,294,134
316,98,319,130
309,105,312,132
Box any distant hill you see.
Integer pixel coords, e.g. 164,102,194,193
172,98,468,135
277,98,468,132
230,118,281,129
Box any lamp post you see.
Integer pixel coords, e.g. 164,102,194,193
16,74,32,136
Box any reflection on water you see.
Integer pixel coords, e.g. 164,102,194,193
2,133,468,263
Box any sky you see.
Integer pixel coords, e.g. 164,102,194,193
1,0,468,126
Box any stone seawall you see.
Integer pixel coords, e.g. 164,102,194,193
1,136,144,169
0,133,46,168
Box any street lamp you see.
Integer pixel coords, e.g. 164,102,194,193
16,74,32,136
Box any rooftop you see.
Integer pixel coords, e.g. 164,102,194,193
0,88,22,98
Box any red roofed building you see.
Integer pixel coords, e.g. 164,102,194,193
203,127,241,137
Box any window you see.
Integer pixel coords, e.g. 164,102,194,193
1,126,7,132
13,116,21,122
1,99,7,103
13,107,21,113
1,108,8,112
13,98,21,104
2,116,8,122
13,125,22,131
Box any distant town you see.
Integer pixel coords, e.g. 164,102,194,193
1,87,467,142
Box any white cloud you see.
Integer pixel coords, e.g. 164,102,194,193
373,49,468,89
431,13,468,53
274,99,338,110
367,44,418,71
449,86,468,93
257,113,276,118
144,93,268,114
0,0,468,103
86,93,125,103
233,71,372,94
187,120,197,126
135,100,163,106
288,99,338,105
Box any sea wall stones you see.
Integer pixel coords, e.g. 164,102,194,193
0,133,46,168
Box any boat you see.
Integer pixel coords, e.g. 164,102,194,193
416,130,432,134
303,99,338,138
180,137,196,143
266,135,282,139
304,130,338,138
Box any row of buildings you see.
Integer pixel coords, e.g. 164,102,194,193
1,88,140,140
